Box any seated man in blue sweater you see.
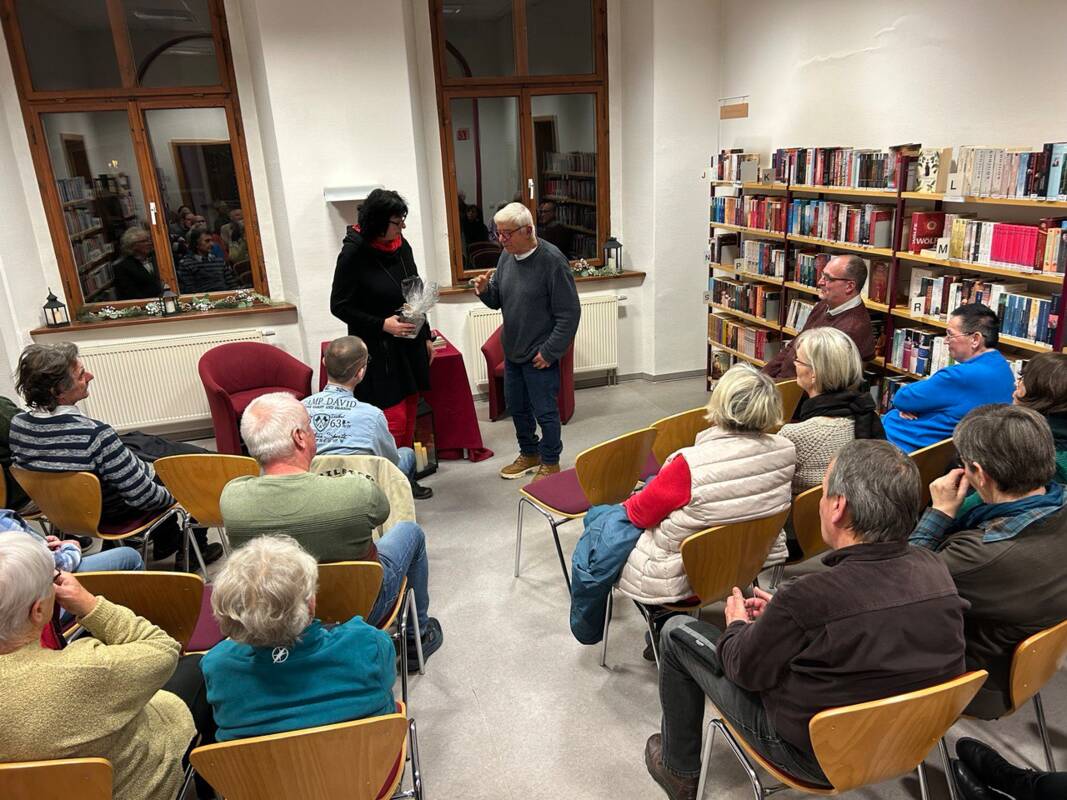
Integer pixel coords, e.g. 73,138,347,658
202,534,395,742
883,303,1015,452
303,336,431,500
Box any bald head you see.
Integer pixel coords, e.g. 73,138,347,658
324,336,369,386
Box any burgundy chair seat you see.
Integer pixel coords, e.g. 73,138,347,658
521,467,590,516
640,451,661,482
187,584,225,652
98,508,173,536
228,386,303,416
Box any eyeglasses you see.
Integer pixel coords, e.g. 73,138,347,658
496,225,529,242
944,331,976,341
388,217,407,227
818,273,852,283
794,358,811,368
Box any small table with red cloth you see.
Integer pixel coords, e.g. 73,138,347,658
319,333,492,463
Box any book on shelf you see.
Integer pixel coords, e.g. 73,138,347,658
544,151,596,174
708,314,782,361
787,199,894,248
864,260,891,304
946,143,1067,200
880,375,914,413
709,349,733,380
710,277,781,321
772,146,902,190
711,150,760,183
998,290,1061,345
742,240,785,278
913,147,953,193
786,297,816,330
709,232,740,267
791,250,831,287
944,217,1067,273
711,194,787,232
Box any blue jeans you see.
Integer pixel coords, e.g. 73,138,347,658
367,521,430,631
504,358,562,465
397,447,417,480
77,546,144,572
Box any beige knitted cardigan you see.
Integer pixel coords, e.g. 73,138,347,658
777,416,857,494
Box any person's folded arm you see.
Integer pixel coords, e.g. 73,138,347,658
908,507,956,550
622,455,692,529
890,368,958,415
717,592,806,693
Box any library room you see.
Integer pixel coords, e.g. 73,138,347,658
0,1,1064,799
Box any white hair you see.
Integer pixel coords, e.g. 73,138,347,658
493,202,534,230
210,535,318,647
240,392,309,465
0,532,54,646
120,226,150,255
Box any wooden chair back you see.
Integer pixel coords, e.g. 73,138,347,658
10,467,101,536
1009,619,1067,711
74,571,205,650
315,562,384,625
650,407,708,466
909,438,957,508
0,757,112,800
790,485,827,562
575,428,658,506
677,510,790,606
808,670,987,791
154,454,259,527
190,705,408,800
775,379,805,425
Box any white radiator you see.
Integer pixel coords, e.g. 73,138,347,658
468,293,620,384
78,329,267,432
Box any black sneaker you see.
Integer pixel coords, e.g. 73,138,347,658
406,617,443,669
411,481,433,500
643,630,656,662
956,738,1041,798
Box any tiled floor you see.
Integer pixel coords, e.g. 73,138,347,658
180,377,1064,799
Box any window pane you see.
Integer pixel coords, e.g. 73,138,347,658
532,93,597,260
15,0,122,91
126,0,221,87
443,0,515,78
449,96,522,270
42,111,151,303
144,107,253,293
527,0,594,75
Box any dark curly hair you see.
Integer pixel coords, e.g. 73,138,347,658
187,228,212,252
357,189,408,241
16,343,79,411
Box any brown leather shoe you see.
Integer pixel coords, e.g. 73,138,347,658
499,453,541,479
529,463,561,482
644,734,698,800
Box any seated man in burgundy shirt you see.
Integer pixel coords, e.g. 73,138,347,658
763,254,876,380
643,440,967,799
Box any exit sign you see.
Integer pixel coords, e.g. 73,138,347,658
456,128,470,141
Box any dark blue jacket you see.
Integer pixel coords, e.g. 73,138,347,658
570,504,643,644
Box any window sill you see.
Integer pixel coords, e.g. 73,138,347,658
439,269,646,296
30,302,298,337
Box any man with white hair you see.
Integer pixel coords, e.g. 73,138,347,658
473,201,581,481
113,226,163,300
220,392,442,666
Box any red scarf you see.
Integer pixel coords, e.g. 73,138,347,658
354,224,403,253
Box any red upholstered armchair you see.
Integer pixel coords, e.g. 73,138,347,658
198,342,313,454
481,325,575,424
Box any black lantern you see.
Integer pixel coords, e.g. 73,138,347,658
603,236,622,274
43,289,69,327
412,397,438,479
159,285,179,316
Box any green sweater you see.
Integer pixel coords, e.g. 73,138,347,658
220,471,389,561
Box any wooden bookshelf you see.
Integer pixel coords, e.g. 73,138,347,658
901,191,1067,210
890,308,1054,354
709,302,782,330
543,194,596,207
69,225,103,240
790,184,898,200
543,170,596,178
712,263,785,285
742,182,788,191
707,338,767,367
884,361,923,380
563,223,596,235
62,198,92,208
710,180,742,187
781,324,800,336
710,222,786,241
788,233,893,258
895,251,1065,286
784,281,819,297
865,298,889,313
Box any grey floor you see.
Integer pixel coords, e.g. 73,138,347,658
190,376,1065,799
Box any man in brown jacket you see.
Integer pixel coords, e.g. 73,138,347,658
910,404,1067,719
644,440,967,800
763,254,876,380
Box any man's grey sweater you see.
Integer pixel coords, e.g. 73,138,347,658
477,240,581,364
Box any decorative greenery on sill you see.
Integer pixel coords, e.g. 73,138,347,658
77,289,275,323
570,258,620,278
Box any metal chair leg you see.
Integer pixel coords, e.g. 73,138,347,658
407,718,424,800
408,588,425,675
516,496,572,590
600,590,613,668
548,519,571,591
1034,692,1057,771
635,603,661,669
185,516,208,577
696,718,719,800
514,498,526,577
768,563,784,590
397,595,409,707
712,718,766,800
916,761,931,800
938,737,959,800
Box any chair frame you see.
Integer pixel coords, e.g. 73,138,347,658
515,428,658,592
700,671,987,800
1004,618,1067,770
768,484,825,589
774,379,805,428
0,757,112,800
909,437,957,508
601,509,791,669
650,407,708,467
10,466,206,575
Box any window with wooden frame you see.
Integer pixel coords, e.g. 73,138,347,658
428,0,609,286
0,0,267,317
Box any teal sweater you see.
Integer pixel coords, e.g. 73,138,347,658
201,619,395,742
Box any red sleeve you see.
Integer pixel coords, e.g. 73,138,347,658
623,454,692,529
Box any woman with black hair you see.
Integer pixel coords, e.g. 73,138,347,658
177,228,240,294
330,189,434,498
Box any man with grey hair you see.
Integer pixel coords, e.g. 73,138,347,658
473,201,581,481
763,254,876,380
113,226,163,300
302,335,431,499
910,403,1067,719
220,392,442,667
645,440,966,799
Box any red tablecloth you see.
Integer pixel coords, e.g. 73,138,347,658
424,332,493,462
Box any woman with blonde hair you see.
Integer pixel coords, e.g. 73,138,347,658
616,364,795,614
